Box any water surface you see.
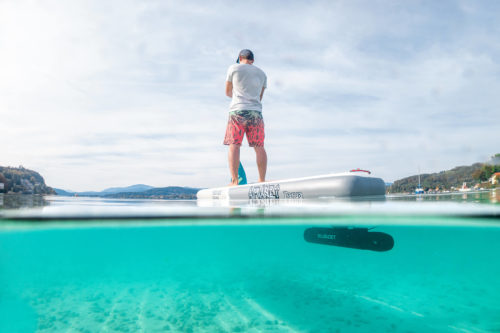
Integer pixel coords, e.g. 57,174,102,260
1,192,499,332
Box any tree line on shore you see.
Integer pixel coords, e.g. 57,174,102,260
0,166,55,195
388,154,500,193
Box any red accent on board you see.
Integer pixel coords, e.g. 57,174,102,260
350,168,371,174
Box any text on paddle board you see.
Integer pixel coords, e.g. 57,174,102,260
283,191,303,199
248,184,280,199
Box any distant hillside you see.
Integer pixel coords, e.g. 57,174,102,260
55,184,155,197
0,166,55,195
54,188,76,196
389,154,500,193
104,187,200,200
101,184,154,194
54,185,200,199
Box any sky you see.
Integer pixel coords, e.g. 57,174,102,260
1,0,500,191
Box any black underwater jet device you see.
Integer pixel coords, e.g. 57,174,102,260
304,227,394,252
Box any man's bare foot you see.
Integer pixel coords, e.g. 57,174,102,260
228,180,239,187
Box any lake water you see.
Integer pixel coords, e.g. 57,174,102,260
1,191,499,332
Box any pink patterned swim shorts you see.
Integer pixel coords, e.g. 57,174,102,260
223,110,265,147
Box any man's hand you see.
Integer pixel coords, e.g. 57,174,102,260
225,81,233,98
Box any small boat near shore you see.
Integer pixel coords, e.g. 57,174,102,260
415,170,424,194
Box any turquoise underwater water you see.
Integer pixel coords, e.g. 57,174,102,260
1,196,500,332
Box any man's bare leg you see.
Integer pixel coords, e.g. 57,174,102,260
228,144,240,186
254,146,267,182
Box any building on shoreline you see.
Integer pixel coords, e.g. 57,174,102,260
490,172,500,185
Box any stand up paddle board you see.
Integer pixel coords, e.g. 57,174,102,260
197,169,385,200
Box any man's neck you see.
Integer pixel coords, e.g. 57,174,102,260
239,59,253,65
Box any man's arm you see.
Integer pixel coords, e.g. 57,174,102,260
225,81,233,98
260,87,265,101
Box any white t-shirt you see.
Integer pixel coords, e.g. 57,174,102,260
226,63,267,112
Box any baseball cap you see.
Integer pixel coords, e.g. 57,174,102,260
238,49,254,61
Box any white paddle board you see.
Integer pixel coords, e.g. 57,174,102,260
197,169,385,200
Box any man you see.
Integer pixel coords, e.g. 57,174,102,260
224,49,267,186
